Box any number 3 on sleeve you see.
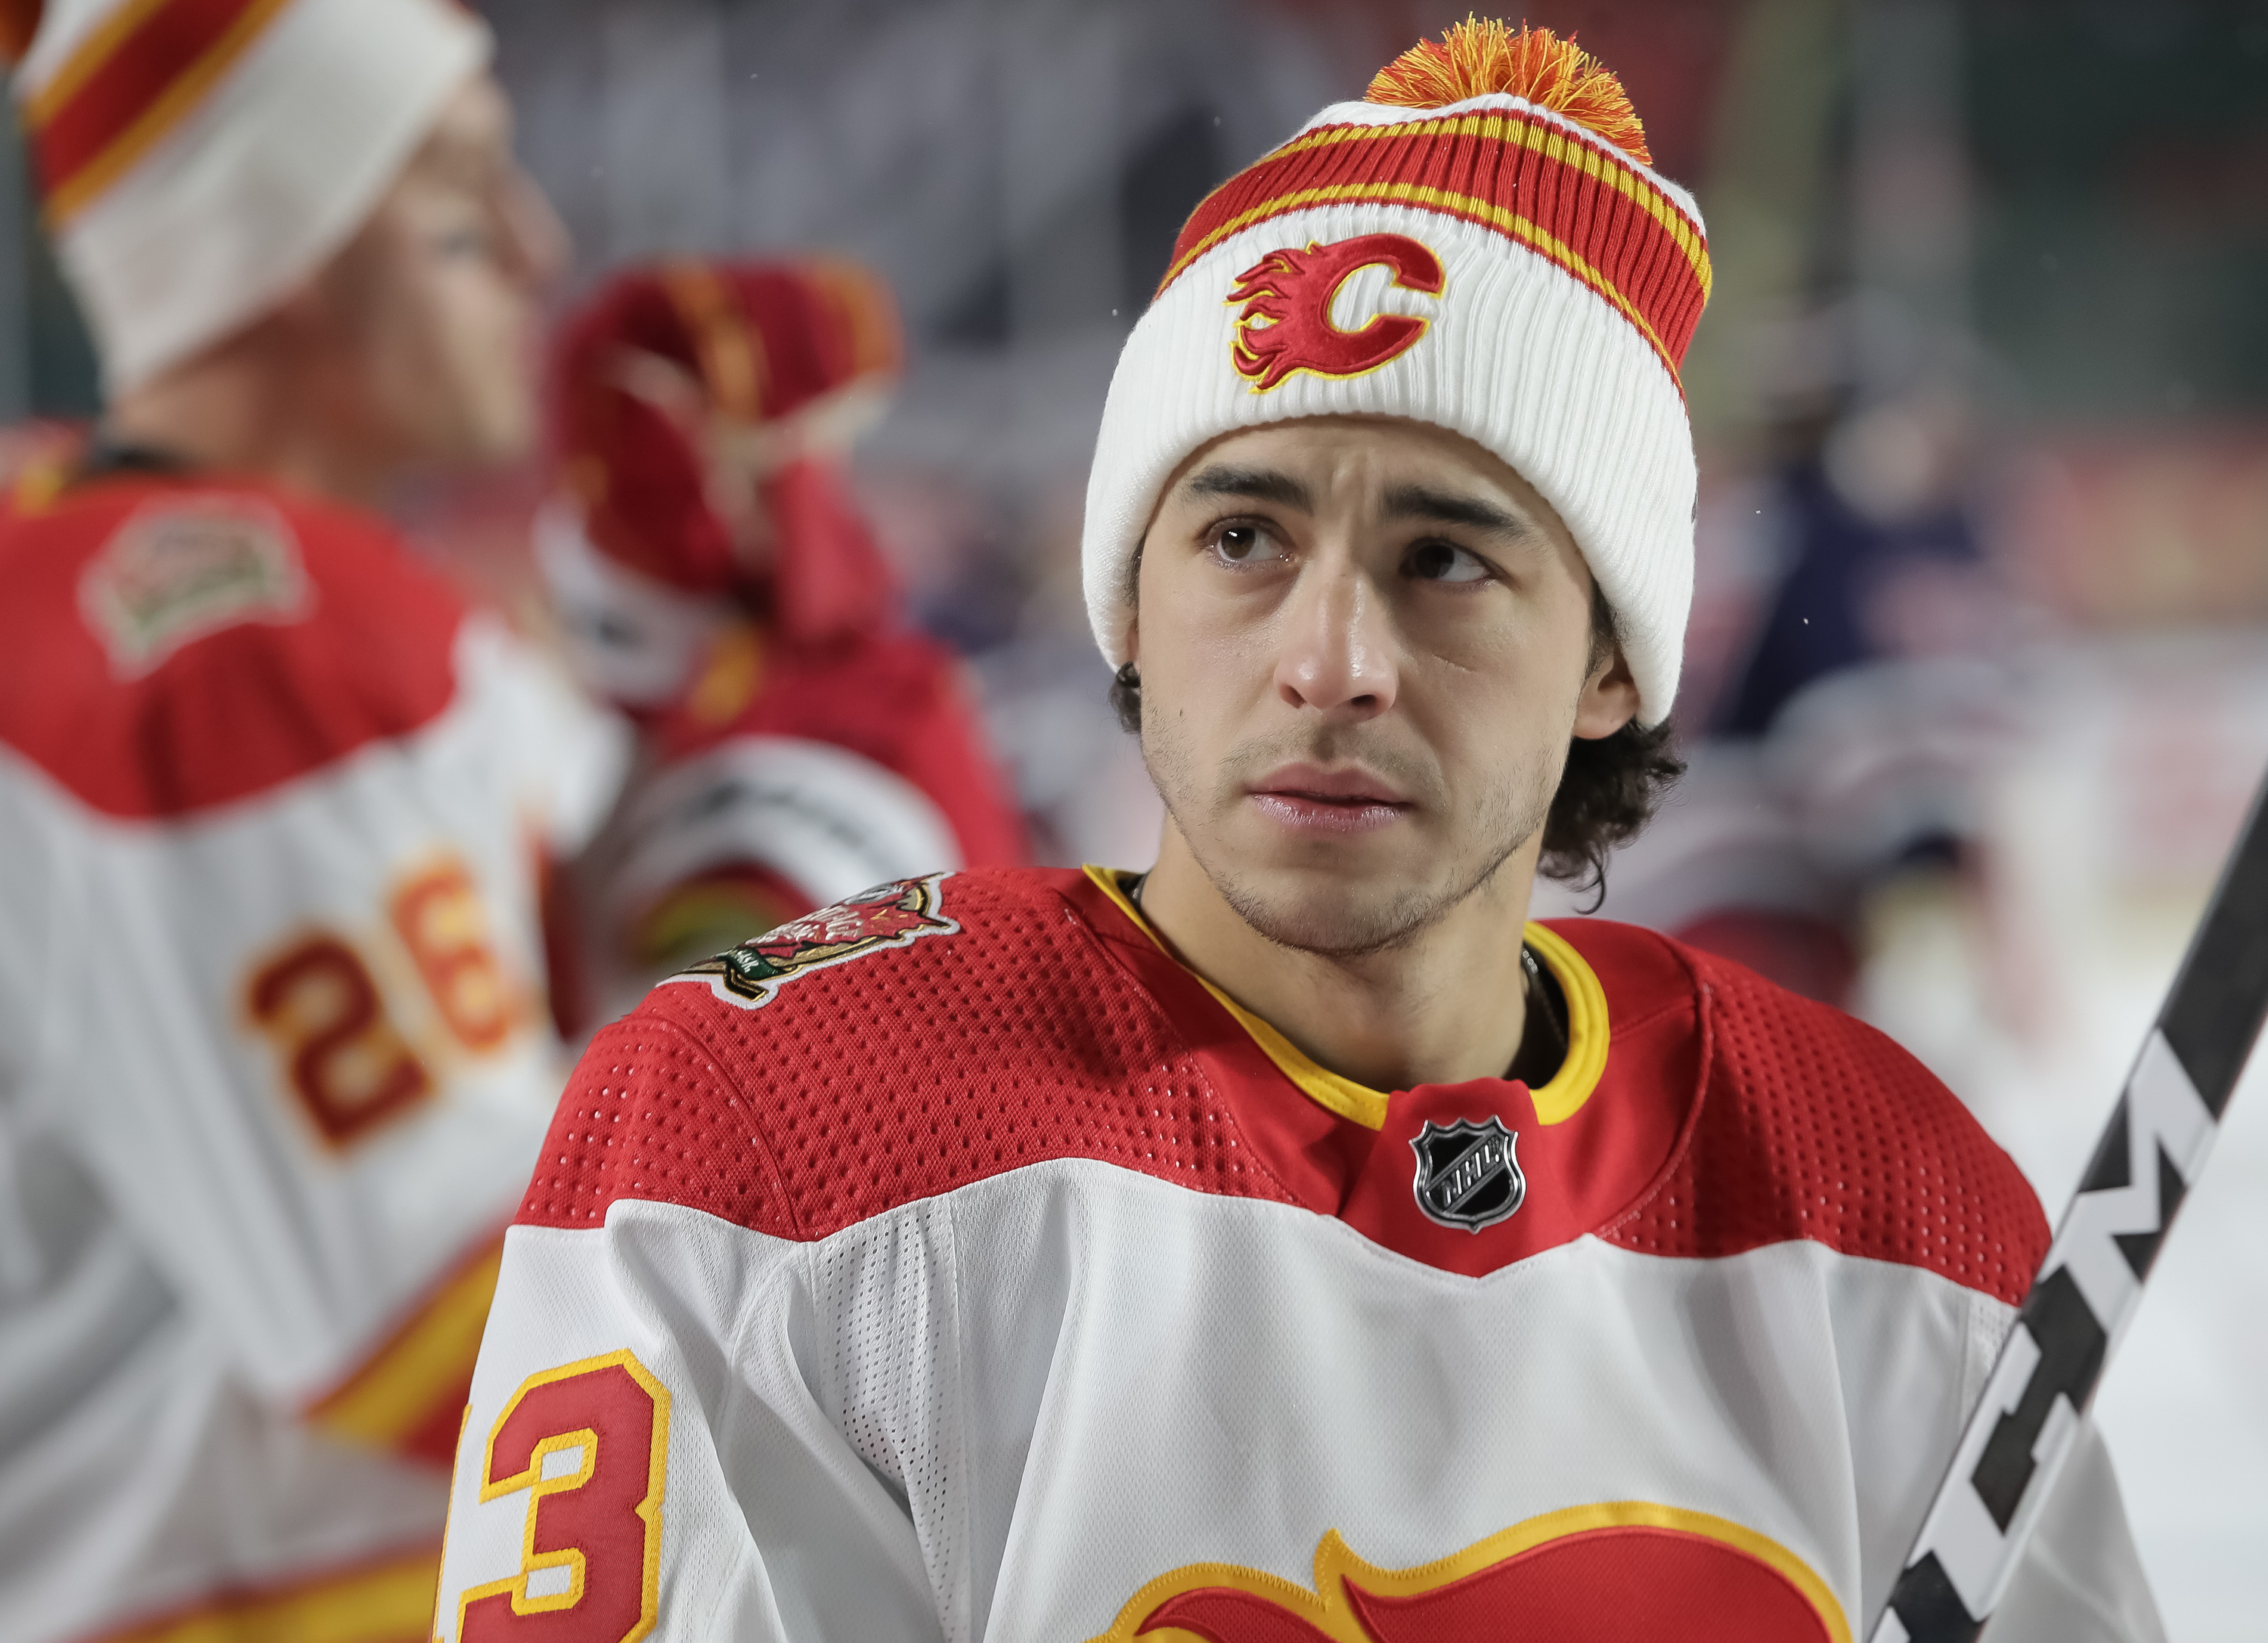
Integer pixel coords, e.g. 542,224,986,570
460,1350,671,1643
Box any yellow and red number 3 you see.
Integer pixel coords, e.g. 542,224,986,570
460,1350,671,1643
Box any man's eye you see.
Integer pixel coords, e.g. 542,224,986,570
1210,523,1283,565
436,225,494,259
1407,541,1491,584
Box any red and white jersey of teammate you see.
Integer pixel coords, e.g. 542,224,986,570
437,866,2164,1643
541,488,1028,1023
538,258,1027,1018
0,467,625,1643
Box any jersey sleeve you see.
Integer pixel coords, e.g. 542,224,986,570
462,613,632,860
432,1019,947,1641
1643,939,2165,1642
0,557,588,1462
583,734,968,1018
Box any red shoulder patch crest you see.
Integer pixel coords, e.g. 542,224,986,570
674,872,959,1009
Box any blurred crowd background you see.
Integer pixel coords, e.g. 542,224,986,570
2,0,2263,1634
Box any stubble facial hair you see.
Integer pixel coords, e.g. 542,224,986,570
1142,704,1561,960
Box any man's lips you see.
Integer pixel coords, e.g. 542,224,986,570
1247,764,1412,834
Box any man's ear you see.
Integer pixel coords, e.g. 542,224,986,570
1572,644,1641,741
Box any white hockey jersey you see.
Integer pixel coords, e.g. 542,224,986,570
0,469,624,1642
435,866,2164,1642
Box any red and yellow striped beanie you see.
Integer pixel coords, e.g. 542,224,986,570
4,0,488,394
1081,20,1712,726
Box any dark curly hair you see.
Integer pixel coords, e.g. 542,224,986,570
1109,579,1682,908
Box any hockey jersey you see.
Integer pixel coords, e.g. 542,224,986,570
567,612,1028,1026
0,469,625,1642
536,476,1028,1028
435,866,2164,1642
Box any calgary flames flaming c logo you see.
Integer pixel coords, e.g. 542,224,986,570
1088,1507,1846,1643
1225,233,1445,392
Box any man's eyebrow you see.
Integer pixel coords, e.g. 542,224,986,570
1181,464,1314,512
1383,483,1536,538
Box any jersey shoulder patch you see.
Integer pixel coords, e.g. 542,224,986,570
1594,928,2049,1304
76,489,311,675
0,478,465,817
671,872,961,1008
517,866,1300,1238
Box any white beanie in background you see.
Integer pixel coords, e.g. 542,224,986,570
1081,20,1713,727
8,0,490,396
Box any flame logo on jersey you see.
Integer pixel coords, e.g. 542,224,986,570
1086,1505,1847,1643
1225,233,1445,392
681,873,959,1009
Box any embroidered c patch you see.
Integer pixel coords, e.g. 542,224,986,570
1226,232,1445,392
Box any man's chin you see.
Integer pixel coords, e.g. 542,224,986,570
1210,863,1450,960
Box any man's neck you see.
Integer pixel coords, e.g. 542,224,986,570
1135,825,1539,1093
103,325,395,508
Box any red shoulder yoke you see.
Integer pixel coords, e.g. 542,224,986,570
522,872,2047,1303
517,870,1300,1237
1590,935,2049,1304
0,475,464,818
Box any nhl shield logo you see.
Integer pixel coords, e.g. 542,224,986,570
1408,1117,1526,1232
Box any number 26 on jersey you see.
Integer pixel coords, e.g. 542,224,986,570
244,851,527,1147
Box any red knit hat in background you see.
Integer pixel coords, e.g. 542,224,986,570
538,257,906,713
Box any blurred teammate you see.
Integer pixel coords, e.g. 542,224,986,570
434,22,2161,1643
0,2,621,1639
537,258,1026,1025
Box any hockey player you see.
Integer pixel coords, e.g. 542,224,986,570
0,2,621,1639
434,22,2164,1643
536,257,1027,1025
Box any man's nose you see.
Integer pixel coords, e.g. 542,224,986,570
1272,557,1399,718
499,164,570,293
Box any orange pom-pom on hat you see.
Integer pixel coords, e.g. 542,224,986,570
1365,16,1650,165
1082,17,1709,726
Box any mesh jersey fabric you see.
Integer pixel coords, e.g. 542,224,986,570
523,866,2046,1294
441,866,2160,1643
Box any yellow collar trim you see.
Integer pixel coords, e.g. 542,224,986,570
1082,865,1609,1130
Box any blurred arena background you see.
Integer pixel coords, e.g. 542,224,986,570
2,0,2263,1632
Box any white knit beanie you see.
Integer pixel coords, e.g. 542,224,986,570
1081,21,1712,726
10,0,490,396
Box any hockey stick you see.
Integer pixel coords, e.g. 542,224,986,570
1870,767,2268,1642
